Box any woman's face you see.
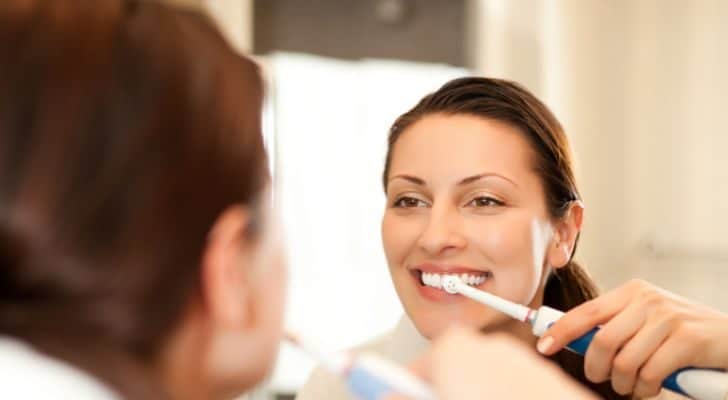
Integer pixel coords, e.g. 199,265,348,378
382,113,556,339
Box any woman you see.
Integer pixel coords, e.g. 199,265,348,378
0,0,284,398
297,78,728,400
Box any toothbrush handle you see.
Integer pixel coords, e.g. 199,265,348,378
347,364,398,400
563,326,598,355
556,323,728,400
345,353,437,400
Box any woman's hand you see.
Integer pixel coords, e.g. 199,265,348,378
538,279,728,398
388,326,595,400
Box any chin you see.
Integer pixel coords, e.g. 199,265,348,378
407,305,505,340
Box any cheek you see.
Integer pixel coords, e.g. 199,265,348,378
381,213,420,266
468,215,544,304
258,247,287,331
261,255,287,342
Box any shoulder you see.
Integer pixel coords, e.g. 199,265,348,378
0,337,119,399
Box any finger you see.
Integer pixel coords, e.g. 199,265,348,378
379,394,412,400
539,284,633,355
609,313,672,395
633,335,695,398
581,301,646,383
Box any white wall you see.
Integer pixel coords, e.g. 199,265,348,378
266,53,468,393
466,0,728,307
204,0,253,53
164,0,253,53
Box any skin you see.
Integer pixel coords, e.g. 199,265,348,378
381,113,583,344
539,279,728,398
155,196,288,400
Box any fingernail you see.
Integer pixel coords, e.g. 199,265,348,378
537,336,553,354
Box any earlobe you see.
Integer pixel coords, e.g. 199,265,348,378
547,236,569,269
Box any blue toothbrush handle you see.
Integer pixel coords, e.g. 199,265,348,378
346,364,393,400
344,353,437,400
563,326,727,399
564,326,598,356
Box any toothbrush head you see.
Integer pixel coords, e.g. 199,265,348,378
442,275,461,294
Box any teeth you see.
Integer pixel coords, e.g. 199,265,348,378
421,272,489,289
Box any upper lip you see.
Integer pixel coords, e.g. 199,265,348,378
411,263,490,275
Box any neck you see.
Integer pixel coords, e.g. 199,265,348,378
481,315,539,347
157,311,215,400
481,290,545,348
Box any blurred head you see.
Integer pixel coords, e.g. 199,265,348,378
0,1,284,398
382,77,590,339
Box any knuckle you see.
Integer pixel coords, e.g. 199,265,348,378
591,331,619,354
635,381,661,398
627,278,649,291
584,363,609,383
638,368,661,389
579,301,603,321
612,354,638,377
641,292,663,309
654,309,680,331
612,381,632,396
677,323,709,348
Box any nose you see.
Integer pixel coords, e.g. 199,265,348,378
416,203,467,256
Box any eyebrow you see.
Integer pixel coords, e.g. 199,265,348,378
388,174,425,185
458,173,518,188
388,173,518,188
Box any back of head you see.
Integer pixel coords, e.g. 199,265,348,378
0,0,267,397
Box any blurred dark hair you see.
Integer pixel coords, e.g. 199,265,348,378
383,77,628,400
0,0,268,397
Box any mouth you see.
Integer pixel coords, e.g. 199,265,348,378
409,264,492,301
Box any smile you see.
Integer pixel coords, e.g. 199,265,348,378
421,271,489,288
409,265,492,302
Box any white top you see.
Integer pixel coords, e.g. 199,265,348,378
295,315,429,400
0,336,119,399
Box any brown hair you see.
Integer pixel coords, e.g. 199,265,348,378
0,0,267,397
383,77,627,399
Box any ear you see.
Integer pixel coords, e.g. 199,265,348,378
546,201,584,269
200,205,255,328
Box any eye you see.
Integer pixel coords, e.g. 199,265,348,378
393,196,429,208
466,196,505,208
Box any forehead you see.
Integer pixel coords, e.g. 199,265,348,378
389,113,536,182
